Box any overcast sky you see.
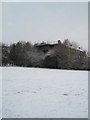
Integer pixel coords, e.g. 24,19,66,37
2,2,88,50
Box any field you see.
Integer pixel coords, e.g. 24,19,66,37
2,67,88,118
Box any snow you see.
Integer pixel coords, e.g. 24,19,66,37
2,67,88,118
0,67,2,119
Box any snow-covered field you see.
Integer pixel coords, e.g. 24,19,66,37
2,67,88,118
0,67,2,119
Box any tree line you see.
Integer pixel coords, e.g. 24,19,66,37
1,39,90,70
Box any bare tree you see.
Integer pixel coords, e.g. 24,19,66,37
63,39,70,46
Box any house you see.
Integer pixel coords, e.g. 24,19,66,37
34,40,88,69
34,40,62,53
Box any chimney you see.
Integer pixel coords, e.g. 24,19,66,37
58,40,61,44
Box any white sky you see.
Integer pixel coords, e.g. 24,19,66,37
2,2,88,50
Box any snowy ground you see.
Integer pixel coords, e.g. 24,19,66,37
2,67,88,118
0,67,2,119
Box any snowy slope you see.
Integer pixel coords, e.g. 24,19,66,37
2,67,88,118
